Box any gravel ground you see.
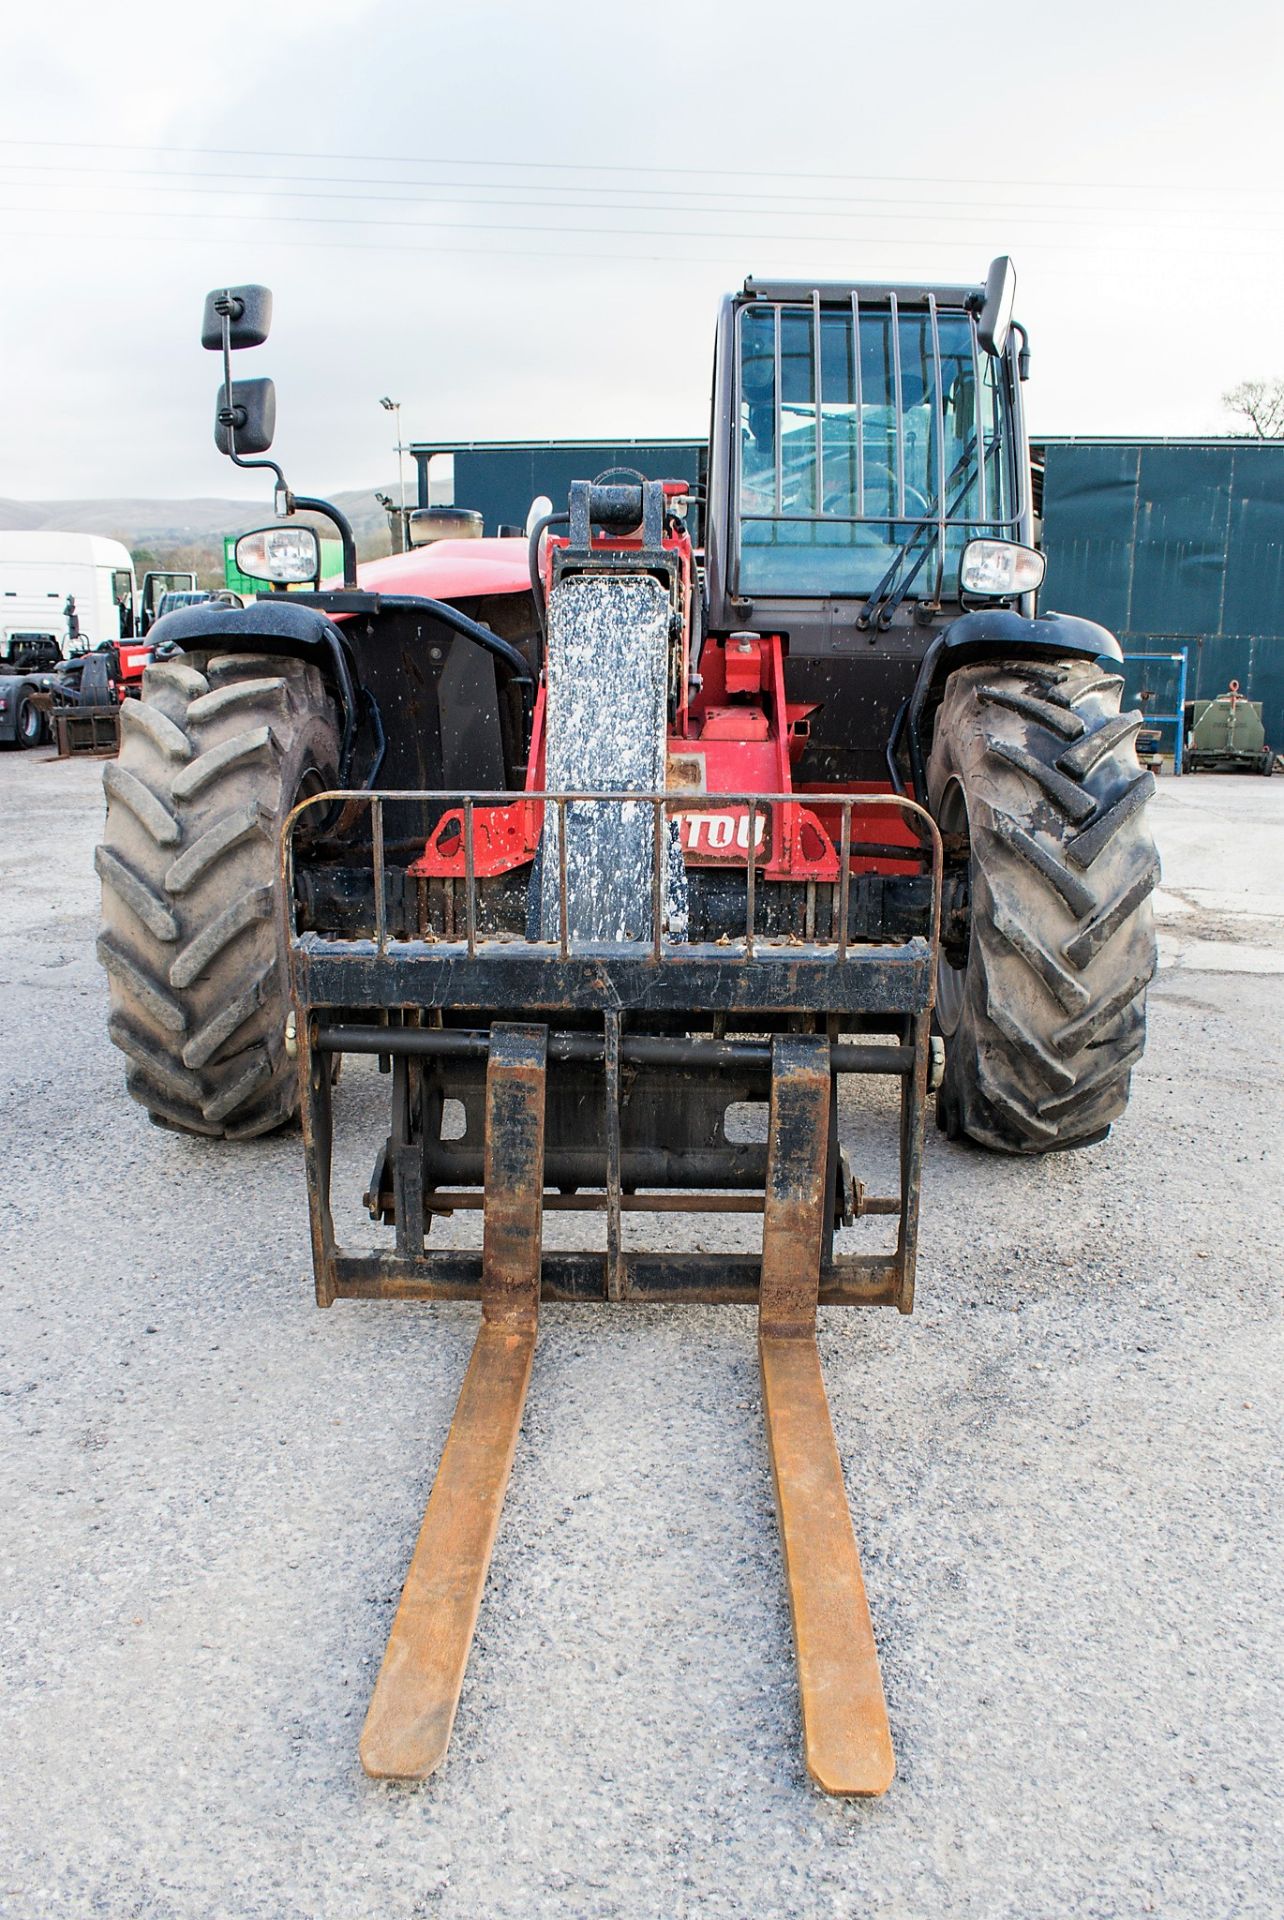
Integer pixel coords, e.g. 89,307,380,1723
1,750,1281,1920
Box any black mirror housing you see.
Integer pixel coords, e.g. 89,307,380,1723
215,377,277,456
977,256,1016,358
202,284,273,352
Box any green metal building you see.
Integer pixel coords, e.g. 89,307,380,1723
410,439,704,536
1035,437,1284,748
409,434,1284,750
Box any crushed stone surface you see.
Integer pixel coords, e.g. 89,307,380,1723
1,754,1280,1919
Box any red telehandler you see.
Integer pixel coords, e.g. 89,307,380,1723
95,265,1157,1793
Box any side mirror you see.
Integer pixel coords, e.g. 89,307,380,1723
407,507,484,547
977,256,1016,357
215,378,276,456
234,525,321,585
201,284,273,351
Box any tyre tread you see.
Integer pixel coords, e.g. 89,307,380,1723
97,651,338,1139
929,655,1158,1154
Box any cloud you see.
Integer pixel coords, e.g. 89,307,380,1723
1,0,1280,497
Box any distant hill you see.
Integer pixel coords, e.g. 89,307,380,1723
0,488,398,585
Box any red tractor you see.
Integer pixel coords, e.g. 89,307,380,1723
95,267,1157,1794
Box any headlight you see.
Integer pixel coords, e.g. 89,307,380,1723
234,524,320,585
959,539,1045,598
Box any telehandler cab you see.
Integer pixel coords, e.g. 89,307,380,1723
96,263,1157,1793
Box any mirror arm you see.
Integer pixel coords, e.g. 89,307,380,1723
225,443,289,491
216,306,290,493
291,496,358,589
1010,321,1031,381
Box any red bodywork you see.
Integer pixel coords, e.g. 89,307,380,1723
339,537,532,602
375,517,915,886
114,642,153,689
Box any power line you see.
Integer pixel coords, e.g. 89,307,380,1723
1,163,1272,235
2,156,1278,225
0,204,1264,262
2,206,1274,270
0,135,1271,205
2,201,1270,259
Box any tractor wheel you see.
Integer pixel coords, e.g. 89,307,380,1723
926,656,1159,1154
96,652,339,1139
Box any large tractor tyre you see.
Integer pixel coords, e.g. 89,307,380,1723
926,656,1159,1154
96,651,340,1139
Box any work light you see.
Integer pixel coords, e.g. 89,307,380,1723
959,538,1045,598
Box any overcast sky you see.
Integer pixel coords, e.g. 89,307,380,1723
2,0,1282,502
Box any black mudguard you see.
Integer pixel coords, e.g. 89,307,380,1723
897,608,1123,799
145,598,361,780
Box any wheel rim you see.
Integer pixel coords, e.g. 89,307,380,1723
286,761,338,916
19,701,40,746
936,779,971,1037
291,763,332,847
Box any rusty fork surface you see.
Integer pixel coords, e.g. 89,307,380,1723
358,1025,896,1793
759,1033,896,1796
359,1023,548,1781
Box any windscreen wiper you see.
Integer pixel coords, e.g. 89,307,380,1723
858,437,981,631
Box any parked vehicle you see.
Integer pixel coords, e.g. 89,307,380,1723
0,534,201,746
1185,680,1276,774
152,587,243,621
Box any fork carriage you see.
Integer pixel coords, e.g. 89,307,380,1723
284,784,939,1793
286,786,941,1309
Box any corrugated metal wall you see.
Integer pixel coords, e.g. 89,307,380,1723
1040,440,1284,744
440,442,704,539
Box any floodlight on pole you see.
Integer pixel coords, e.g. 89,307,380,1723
379,396,407,528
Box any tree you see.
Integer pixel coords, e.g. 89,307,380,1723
1222,377,1284,438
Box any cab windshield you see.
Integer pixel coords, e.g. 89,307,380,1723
736,296,1017,600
